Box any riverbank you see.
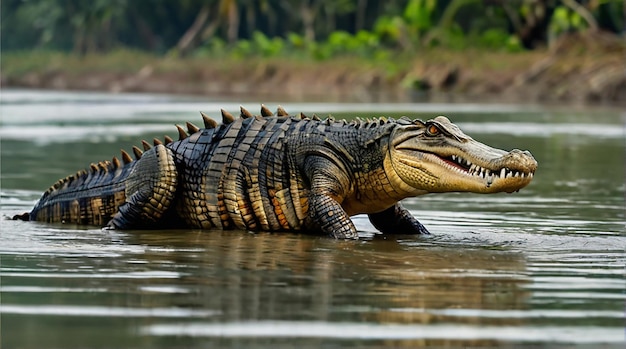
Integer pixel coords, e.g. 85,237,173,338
2,31,624,105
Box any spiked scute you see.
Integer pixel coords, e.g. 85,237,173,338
176,125,188,140
132,146,143,159
260,104,273,117
240,106,254,119
142,140,152,151
201,112,218,128
98,161,109,171
221,109,235,124
186,122,200,134
276,106,288,116
121,150,132,164
220,109,235,122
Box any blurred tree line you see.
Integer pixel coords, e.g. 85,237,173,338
1,0,623,58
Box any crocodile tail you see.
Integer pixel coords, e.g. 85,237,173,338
28,157,127,226
28,144,178,229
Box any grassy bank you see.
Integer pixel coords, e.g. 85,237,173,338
2,32,624,105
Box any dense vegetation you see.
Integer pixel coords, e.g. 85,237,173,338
2,1,623,104
2,0,623,59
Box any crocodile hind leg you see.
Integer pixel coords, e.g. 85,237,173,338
368,203,430,235
107,144,178,229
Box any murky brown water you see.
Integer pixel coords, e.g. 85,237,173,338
1,90,624,348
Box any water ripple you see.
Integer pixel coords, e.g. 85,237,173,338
141,321,624,343
1,305,219,318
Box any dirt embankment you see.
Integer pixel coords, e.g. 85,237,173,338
3,31,624,105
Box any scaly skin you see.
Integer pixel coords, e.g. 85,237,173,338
18,106,538,239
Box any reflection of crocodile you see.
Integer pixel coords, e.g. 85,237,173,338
17,106,537,239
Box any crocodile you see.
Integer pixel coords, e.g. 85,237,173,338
16,105,537,239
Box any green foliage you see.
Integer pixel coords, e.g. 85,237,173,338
3,1,69,50
478,29,524,52
198,28,386,62
322,30,380,56
195,37,228,58
251,31,284,57
403,0,436,35
287,33,306,49
549,6,588,37
425,24,467,50
2,0,620,58
372,16,405,46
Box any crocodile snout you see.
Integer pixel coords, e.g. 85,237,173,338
505,149,538,173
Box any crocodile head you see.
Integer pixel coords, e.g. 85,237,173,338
387,116,537,194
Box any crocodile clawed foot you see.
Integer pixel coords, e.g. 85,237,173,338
368,203,431,235
404,219,431,235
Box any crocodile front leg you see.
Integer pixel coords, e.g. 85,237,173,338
308,193,358,239
304,156,358,239
368,203,430,235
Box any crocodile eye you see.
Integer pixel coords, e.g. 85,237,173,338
426,124,440,136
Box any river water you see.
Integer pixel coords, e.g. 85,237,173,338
1,90,624,348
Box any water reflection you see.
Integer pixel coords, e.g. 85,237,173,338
0,223,539,347
123,231,529,343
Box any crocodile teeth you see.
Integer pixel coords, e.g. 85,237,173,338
450,155,473,169
447,156,532,181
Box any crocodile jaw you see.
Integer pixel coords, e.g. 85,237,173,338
388,115,538,194
393,148,536,193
